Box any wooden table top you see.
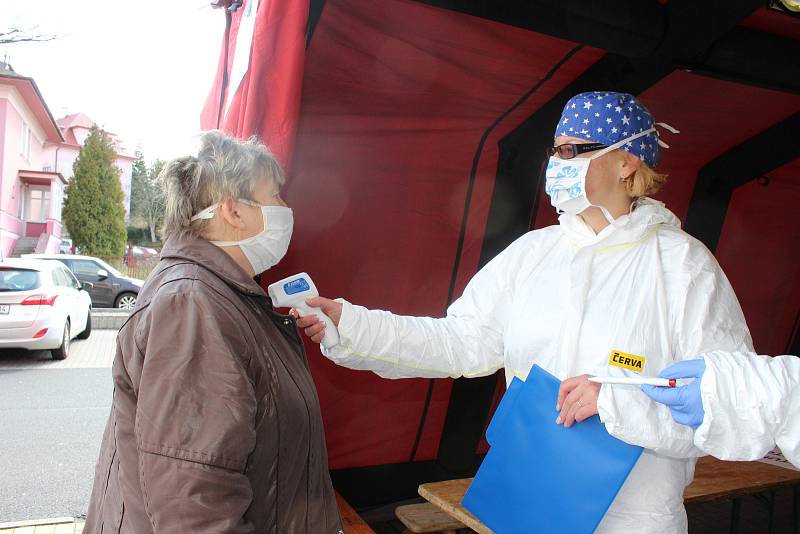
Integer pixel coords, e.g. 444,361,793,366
418,478,492,534
418,456,800,533
685,456,800,503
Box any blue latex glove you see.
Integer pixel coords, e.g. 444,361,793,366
641,359,706,429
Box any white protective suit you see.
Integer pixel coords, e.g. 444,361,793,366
694,351,800,467
323,198,753,533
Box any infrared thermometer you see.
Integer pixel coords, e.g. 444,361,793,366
267,272,340,349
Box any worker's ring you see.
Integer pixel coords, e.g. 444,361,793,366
577,399,583,408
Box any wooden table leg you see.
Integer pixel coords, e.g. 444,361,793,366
753,491,776,533
766,491,775,534
769,491,776,534
794,486,799,534
729,497,742,534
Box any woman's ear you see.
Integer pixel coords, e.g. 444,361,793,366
218,197,247,229
620,151,641,181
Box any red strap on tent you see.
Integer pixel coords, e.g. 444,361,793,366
201,0,308,169
200,3,242,132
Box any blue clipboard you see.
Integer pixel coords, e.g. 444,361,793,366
485,375,524,446
462,365,644,534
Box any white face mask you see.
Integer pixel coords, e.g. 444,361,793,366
191,199,294,274
545,128,655,224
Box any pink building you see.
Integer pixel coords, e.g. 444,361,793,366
44,113,135,219
0,63,136,258
0,63,65,258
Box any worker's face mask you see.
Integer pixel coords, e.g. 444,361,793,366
545,129,655,223
191,200,294,274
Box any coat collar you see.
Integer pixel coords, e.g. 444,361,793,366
160,233,266,297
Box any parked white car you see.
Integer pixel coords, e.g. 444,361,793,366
0,258,92,360
25,254,143,310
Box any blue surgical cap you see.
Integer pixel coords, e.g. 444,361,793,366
555,92,661,168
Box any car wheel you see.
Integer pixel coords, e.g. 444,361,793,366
77,309,92,340
51,320,70,361
115,292,137,311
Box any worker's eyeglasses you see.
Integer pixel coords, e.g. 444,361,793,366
546,142,607,160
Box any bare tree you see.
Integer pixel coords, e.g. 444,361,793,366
0,26,56,45
131,159,166,242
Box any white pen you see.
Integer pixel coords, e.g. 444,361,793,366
589,376,676,388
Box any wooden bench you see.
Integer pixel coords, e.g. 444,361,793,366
395,502,467,533
416,456,800,534
336,491,375,533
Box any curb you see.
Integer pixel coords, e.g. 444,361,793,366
92,309,130,330
0,517,76,529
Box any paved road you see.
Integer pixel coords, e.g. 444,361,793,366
0,332,116,523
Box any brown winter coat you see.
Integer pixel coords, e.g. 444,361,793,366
84,235,342,533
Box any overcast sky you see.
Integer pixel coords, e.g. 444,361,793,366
2,0,224,162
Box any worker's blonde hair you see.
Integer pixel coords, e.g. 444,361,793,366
612,149,667,197
625,162,668,198
160,130,285,240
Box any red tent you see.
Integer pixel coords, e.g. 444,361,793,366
202,0,800,506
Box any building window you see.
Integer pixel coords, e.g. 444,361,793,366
54,182,63,221
20,124,31,160
26,187,50,222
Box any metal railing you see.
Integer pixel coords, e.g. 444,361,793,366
106,255,160,281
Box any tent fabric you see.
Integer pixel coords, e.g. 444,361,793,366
270,0,602,469
201,0,308,167
204,0,800,479
200,6,241,131
636,71,800,225
715,159,800,357
741,6,800,42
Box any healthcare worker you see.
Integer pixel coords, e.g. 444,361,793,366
296,92,753,533
642,353,800,468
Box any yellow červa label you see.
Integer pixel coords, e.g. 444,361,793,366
608,350,645,373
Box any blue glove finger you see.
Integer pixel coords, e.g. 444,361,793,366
640,383,683,405
658,359,706,380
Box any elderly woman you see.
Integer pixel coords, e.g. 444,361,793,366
84,131,342,533
297,92,753,533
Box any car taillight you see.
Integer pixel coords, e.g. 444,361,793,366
21,295,58,306
33,329,48,339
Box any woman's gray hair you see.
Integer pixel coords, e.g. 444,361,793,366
160,130,285,239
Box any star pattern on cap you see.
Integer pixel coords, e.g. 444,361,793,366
555,92,661,167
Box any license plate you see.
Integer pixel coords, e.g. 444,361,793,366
0,305,9,315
